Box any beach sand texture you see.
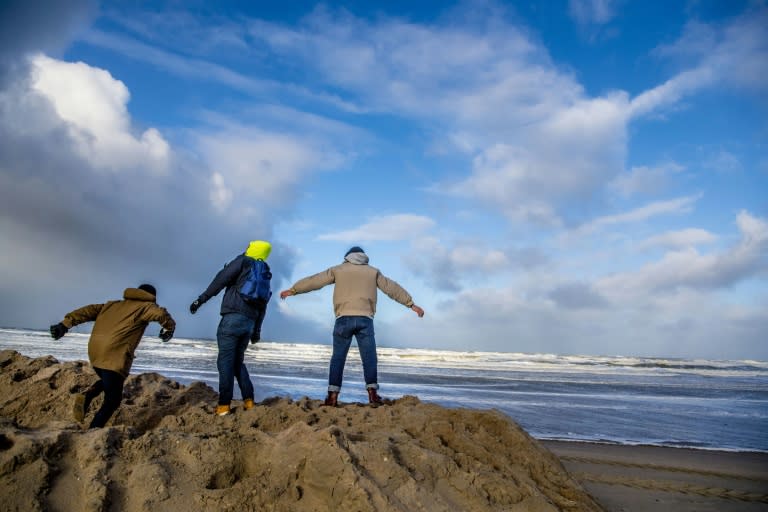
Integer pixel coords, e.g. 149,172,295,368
0,350,599,512
2,350,767,512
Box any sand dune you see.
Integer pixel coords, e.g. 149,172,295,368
0,350,601,511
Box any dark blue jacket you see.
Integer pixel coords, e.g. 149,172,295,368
197,254,268,327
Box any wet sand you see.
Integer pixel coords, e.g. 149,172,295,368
543,440,768,512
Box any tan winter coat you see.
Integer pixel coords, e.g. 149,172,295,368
290,261,414,318
61,288,176,377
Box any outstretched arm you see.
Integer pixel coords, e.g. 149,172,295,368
192,256,244,312
280,268,335,299
51,303,105,340
376,273,425,317
62,304,104,329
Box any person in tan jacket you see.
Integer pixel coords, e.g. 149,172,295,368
49,284,176,428
280,246,424,406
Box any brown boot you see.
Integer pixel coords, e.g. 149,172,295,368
324,391,339,407
367,387,383,405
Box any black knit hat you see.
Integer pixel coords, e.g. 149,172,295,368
138,284,157,297
344,246,364,257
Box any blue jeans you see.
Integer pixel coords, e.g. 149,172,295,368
328,316,378,392
216,313,255,405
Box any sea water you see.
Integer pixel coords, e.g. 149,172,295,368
1,327,766,452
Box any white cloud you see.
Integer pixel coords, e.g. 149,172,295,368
568,0,619,26
209,172,232,212
609,162,684,198
638,228,717,251
404,237,514,291
596,211,768,299
447,92,630,225
634,7,768,119
197,127,343,212
575,195,700,236
30,54,170,172
317,214,435,242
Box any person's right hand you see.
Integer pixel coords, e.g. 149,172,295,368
189,299,202,314
411,305,425,318
50,323,68,340
279,289,294,300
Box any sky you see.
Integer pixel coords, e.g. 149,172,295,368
0,0,766,360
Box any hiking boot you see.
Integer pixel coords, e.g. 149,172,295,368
215,404,231,416
72,393,86,422
243,398,255,410
323,391,339,407
367,388,384,405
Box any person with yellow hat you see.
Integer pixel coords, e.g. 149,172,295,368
190,240,272,416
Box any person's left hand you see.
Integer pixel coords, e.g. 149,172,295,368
411,305,425,318
279,289,294,300
159,328,174,342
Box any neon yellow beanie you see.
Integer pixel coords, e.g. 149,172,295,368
245,240,271,260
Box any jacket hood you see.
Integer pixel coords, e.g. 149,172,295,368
123,288,156,302
245,240,272,260
344,252,369,265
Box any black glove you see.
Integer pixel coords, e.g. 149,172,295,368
50,323,68,340
159,328,174,342
189,299,202,314
250,330,261,345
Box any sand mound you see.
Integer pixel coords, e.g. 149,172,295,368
0,350,602,511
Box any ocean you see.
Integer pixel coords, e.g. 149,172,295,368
2,327,766,453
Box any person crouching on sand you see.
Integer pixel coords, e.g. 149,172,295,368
49,284,176,429
280,246,424,406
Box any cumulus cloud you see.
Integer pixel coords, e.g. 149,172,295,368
596,211,768,299
30,55,170,173
402,237,533,292
0,51,328,342
317,215,435,242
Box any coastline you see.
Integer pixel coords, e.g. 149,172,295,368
1,346,767,511
543,440,768,512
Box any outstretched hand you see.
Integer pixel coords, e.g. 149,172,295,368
279,289,294,300
189,299,202,314
411,305,425,318
159,328,174,342
50,323,68,340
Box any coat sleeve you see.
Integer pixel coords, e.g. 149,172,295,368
291,268,335,294
376,273,414,308
62,304,104,329
198,255,244,303
139,304,176,332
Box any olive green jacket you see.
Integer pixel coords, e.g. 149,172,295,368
61,288,176,377
290,261,414,318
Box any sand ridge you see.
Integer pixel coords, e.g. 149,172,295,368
0,350,602,512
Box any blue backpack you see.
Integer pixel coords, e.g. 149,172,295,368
239,258,272,305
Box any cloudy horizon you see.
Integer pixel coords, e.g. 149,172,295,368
1,1,766,360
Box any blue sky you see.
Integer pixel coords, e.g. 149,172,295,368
1,0,766,359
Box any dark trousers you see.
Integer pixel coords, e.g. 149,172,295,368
84,367,125,428
216,313,256,405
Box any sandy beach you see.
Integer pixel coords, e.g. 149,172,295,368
544,441,768,512
1,350,766,512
